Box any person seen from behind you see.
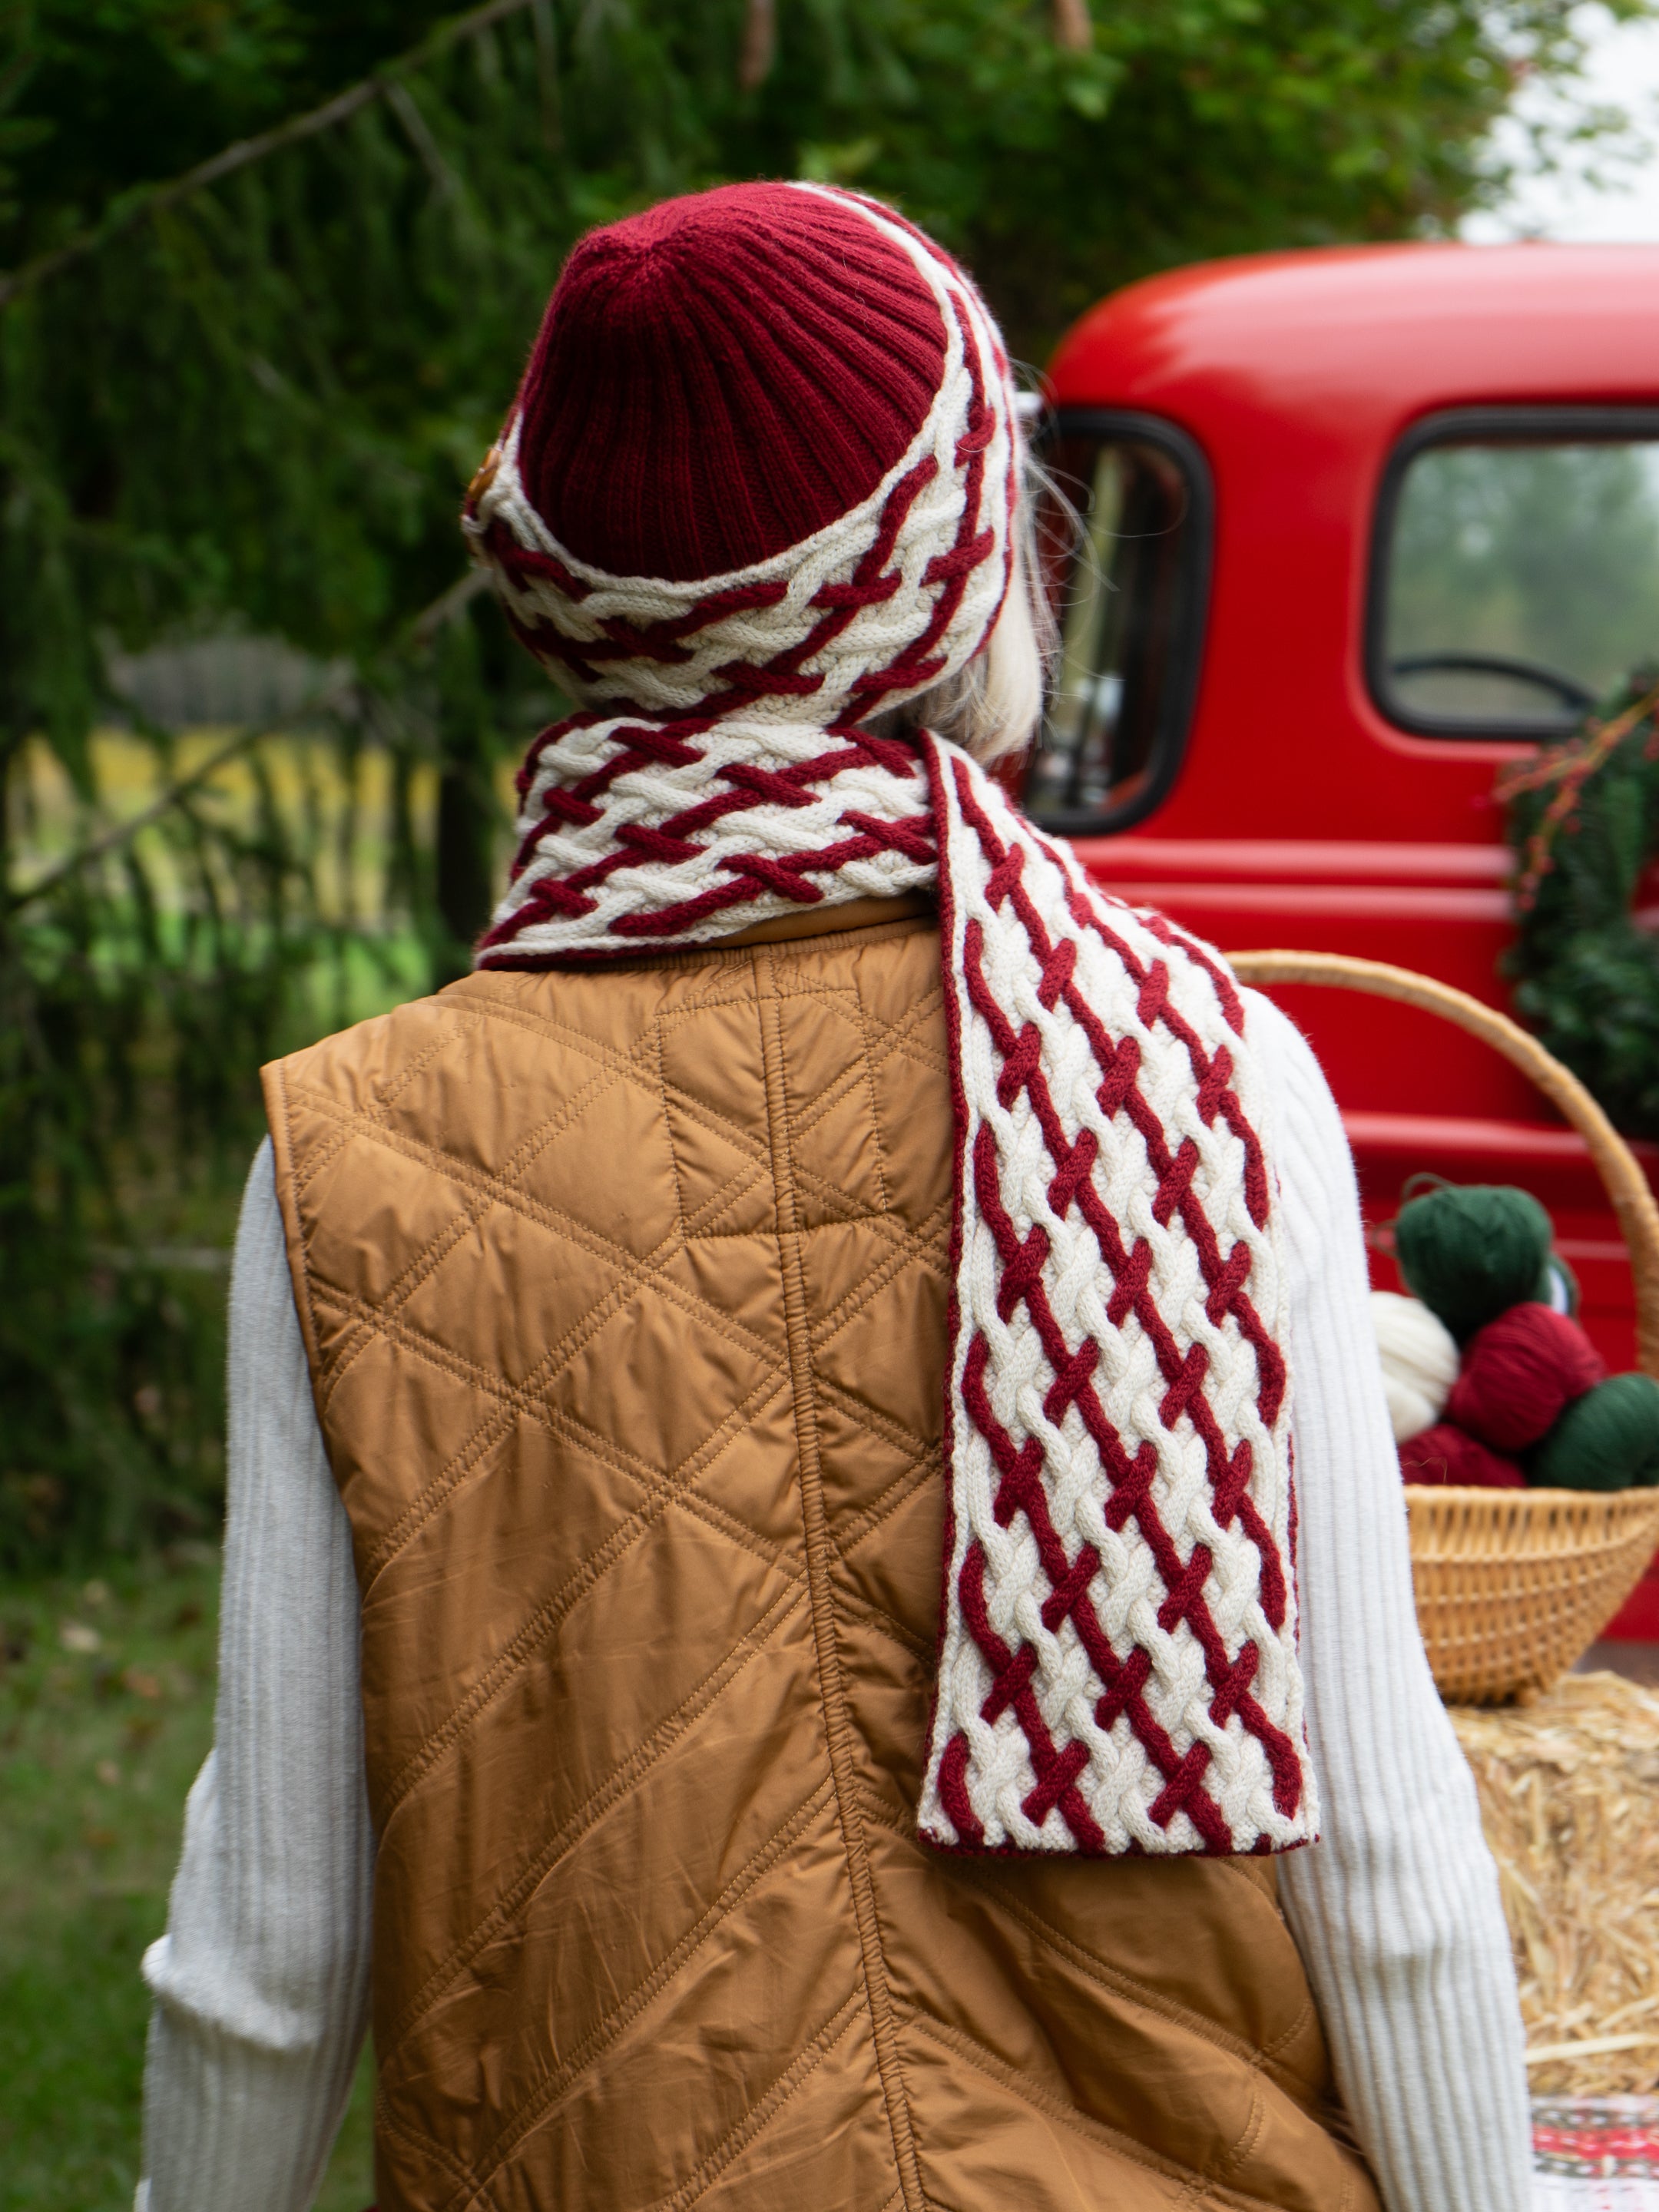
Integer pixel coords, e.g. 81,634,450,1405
136,181,1531,2212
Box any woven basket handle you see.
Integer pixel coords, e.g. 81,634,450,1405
1228,950,1659,1378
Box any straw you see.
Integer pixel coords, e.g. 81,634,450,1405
1451,1671,1659,2096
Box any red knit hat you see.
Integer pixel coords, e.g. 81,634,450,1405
516,182,951,582
465,181,1018,729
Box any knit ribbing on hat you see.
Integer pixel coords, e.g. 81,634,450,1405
518,182,950,582
463,183,1017,730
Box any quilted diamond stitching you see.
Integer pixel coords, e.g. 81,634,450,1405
633,1992,866,2212
290,1092,784,1394
270,925,959,2207
422,1781,839,2204
379,1578,812,2058
300,977,947,1837
371,1377,802,1816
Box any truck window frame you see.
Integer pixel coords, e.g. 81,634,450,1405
1366,403,1659,740
1025,406,1214,838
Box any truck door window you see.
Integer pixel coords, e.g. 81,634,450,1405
1373,408,1659,737
1023,411,1211,835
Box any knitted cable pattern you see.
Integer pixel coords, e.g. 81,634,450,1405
922,745,1314,1855
482,717,938,955
465,181,1313,1855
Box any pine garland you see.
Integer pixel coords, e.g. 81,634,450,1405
1502,673,1659,1139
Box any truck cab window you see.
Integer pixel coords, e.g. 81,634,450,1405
1023,412,1210,836
1373,409,1659,737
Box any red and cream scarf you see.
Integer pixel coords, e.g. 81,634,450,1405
465,184,1316,1857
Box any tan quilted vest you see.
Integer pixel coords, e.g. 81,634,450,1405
263,909,1379,2212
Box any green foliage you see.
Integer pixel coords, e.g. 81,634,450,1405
0,2,582,1568
1391,443,1659,707
1,810,346,1568
0,2,1633,349
0,1551,219,2207
1504,674,1659,1138
730,0,1614,359
0,1,462,257
0,0,1640,1570
0,1548,376,2207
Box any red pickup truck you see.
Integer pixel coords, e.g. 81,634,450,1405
1032,241,1659,1631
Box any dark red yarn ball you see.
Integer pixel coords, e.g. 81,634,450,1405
514,182,950,582
1399,1422,1526,1489
1445,1301,1605,1455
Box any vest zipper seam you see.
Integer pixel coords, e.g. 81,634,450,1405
753,945,926,2212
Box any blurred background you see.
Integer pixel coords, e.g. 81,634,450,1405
2,2,1657,2204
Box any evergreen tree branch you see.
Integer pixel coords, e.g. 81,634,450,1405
1052,0,1093,52
7,681,355,912
738,0,776,91
0,0,542,310
411,568,491,646
8,569,491,913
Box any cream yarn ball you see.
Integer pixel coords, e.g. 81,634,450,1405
1371,1290,1460,1444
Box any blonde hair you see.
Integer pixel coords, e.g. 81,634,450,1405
870,465,1055,766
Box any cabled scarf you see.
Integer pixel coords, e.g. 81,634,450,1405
463,184,1315,1857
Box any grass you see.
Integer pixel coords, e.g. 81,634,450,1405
0,1549,373,2211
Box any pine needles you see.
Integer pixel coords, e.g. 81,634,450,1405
0,0,602,1566
1502,674,1659,1141
0,0,1624,1565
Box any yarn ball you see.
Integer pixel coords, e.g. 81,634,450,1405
1445,1302,1606,1455
1371,1291,1460,1443
1399,1421,1526,1489
1394,1182,1554,1341
1526,1372,1659,1492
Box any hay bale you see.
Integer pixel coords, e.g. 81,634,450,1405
1450,1671,1659,2096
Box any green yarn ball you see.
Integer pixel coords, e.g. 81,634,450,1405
1394,1182,1554,1343
1526,1373,1659,1492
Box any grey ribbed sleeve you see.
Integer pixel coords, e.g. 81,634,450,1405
1260,998,1532,2210
136,1010,1532,2211
137,1141,373,2212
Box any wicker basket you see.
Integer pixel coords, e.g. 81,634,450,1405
1230,949,1659,1704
